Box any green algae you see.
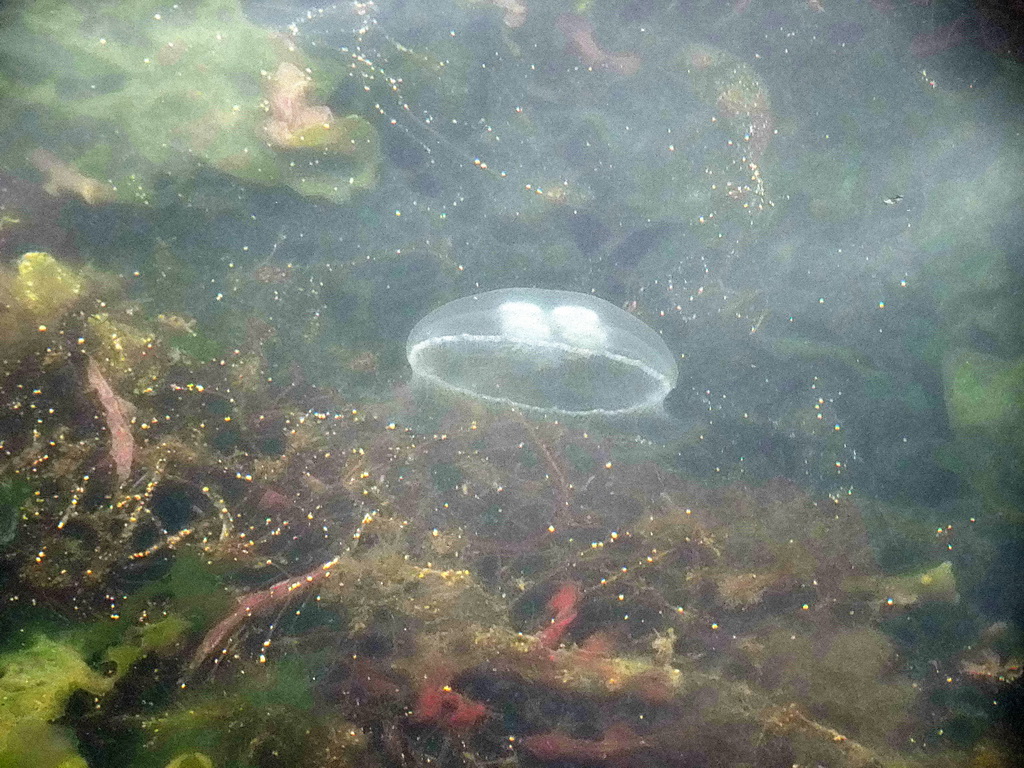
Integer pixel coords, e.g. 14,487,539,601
0,637,111,724
0,0,379,206
0,252,90,363
0,637,112,739
164,754,213,768
942,349,1024,520
139,658,330,768
0,560,227,765
0,252,133,380
0,478,30,549
944,350,1024,430
0,719,89,768
85,554,231,659
11,252,85,319
101,615,193,679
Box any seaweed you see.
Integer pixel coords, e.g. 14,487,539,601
0,0,380,207
0,251,1003,768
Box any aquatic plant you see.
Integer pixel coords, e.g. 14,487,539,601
556,13,642,76
0,252,101,364
677,42,774,214
0,637,113,734
0,241,1005,768
0,477,30,548
0,719,89,768
942,349,1024,521
0,0,379,206
164,755,213,768
0,0,1019,763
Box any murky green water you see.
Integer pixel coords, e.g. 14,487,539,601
1,1,1021,767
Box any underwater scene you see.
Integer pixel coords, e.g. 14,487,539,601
1,0,1022,766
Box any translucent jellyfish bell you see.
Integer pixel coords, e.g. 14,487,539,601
406,288,678,429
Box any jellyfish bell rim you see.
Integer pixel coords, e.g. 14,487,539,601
405,287,679,421
407,332,675,418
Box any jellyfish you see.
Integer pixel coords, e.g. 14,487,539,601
406,288,682,435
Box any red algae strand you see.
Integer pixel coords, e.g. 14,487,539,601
412,683,488,732
189,557,338,670
522,725,649,765
86,358,135,487
537,582,581,649
556,14,641,77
